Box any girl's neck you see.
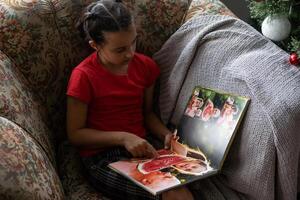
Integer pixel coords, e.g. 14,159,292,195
97,52,128,75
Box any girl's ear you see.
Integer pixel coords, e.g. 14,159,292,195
89,40,99,51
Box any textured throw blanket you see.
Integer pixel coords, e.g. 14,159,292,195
153,15,300,200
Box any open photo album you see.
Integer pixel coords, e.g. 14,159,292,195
109,86,250,195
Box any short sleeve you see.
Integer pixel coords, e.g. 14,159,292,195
66,69,92,104
145,57,160,88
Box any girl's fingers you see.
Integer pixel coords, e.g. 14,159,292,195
164,133,173,149
146,143,158,158
172,129,180,141
173,129,177,136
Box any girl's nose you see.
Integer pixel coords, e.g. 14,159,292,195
126,46,135,59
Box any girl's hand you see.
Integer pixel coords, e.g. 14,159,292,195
123,133,158,158
164,129,179,149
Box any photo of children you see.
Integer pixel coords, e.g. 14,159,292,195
109,134,213,194
136,136,212,176
132,170,181,192
184,89,204,118
178,86,249,172
185,89,222,121
184,88,240,127
201,99,215,121
217,97,239,128
109,86,249,195
172,159,207,175
137,154,190,174
109,160,181,194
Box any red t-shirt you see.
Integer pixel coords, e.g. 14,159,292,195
67,52,160,156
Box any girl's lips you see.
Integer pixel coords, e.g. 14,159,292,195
124,59,131,63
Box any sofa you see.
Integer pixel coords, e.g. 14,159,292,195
0,0,299,199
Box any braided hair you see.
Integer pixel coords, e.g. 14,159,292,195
76,0,133,44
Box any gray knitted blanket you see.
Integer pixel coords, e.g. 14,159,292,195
153,15,300,200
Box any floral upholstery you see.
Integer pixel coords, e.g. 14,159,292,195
123,0,191,56
58,141,110,200
183,0,236,23
0,0,91,142
0,51,56,165
0,0,191,142
0,0,235,199
0,117,64,200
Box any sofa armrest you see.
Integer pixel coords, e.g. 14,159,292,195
0,117,65,199
183,0,236,23
0,50,56,165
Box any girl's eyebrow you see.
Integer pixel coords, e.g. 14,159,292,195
114,35,138,50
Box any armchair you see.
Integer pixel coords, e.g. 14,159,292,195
2,0,298,200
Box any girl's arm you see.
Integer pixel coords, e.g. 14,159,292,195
144,84,173,147
66,96,157,157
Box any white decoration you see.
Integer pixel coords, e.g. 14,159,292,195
261,15,291,41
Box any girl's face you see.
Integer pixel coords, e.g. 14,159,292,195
140,171,179,190
174,160,206,174
92,23,137,68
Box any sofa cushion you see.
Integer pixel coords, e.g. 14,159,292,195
0,51,56,165
0,117,64,200
58,141,110,200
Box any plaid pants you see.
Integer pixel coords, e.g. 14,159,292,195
81,148,161,200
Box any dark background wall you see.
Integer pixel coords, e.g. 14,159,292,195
221,0,252,23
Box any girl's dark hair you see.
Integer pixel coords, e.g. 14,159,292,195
76,0,133,44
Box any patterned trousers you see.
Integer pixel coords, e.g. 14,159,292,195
81,147,161,200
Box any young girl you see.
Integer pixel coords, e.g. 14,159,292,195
66,1,194,199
